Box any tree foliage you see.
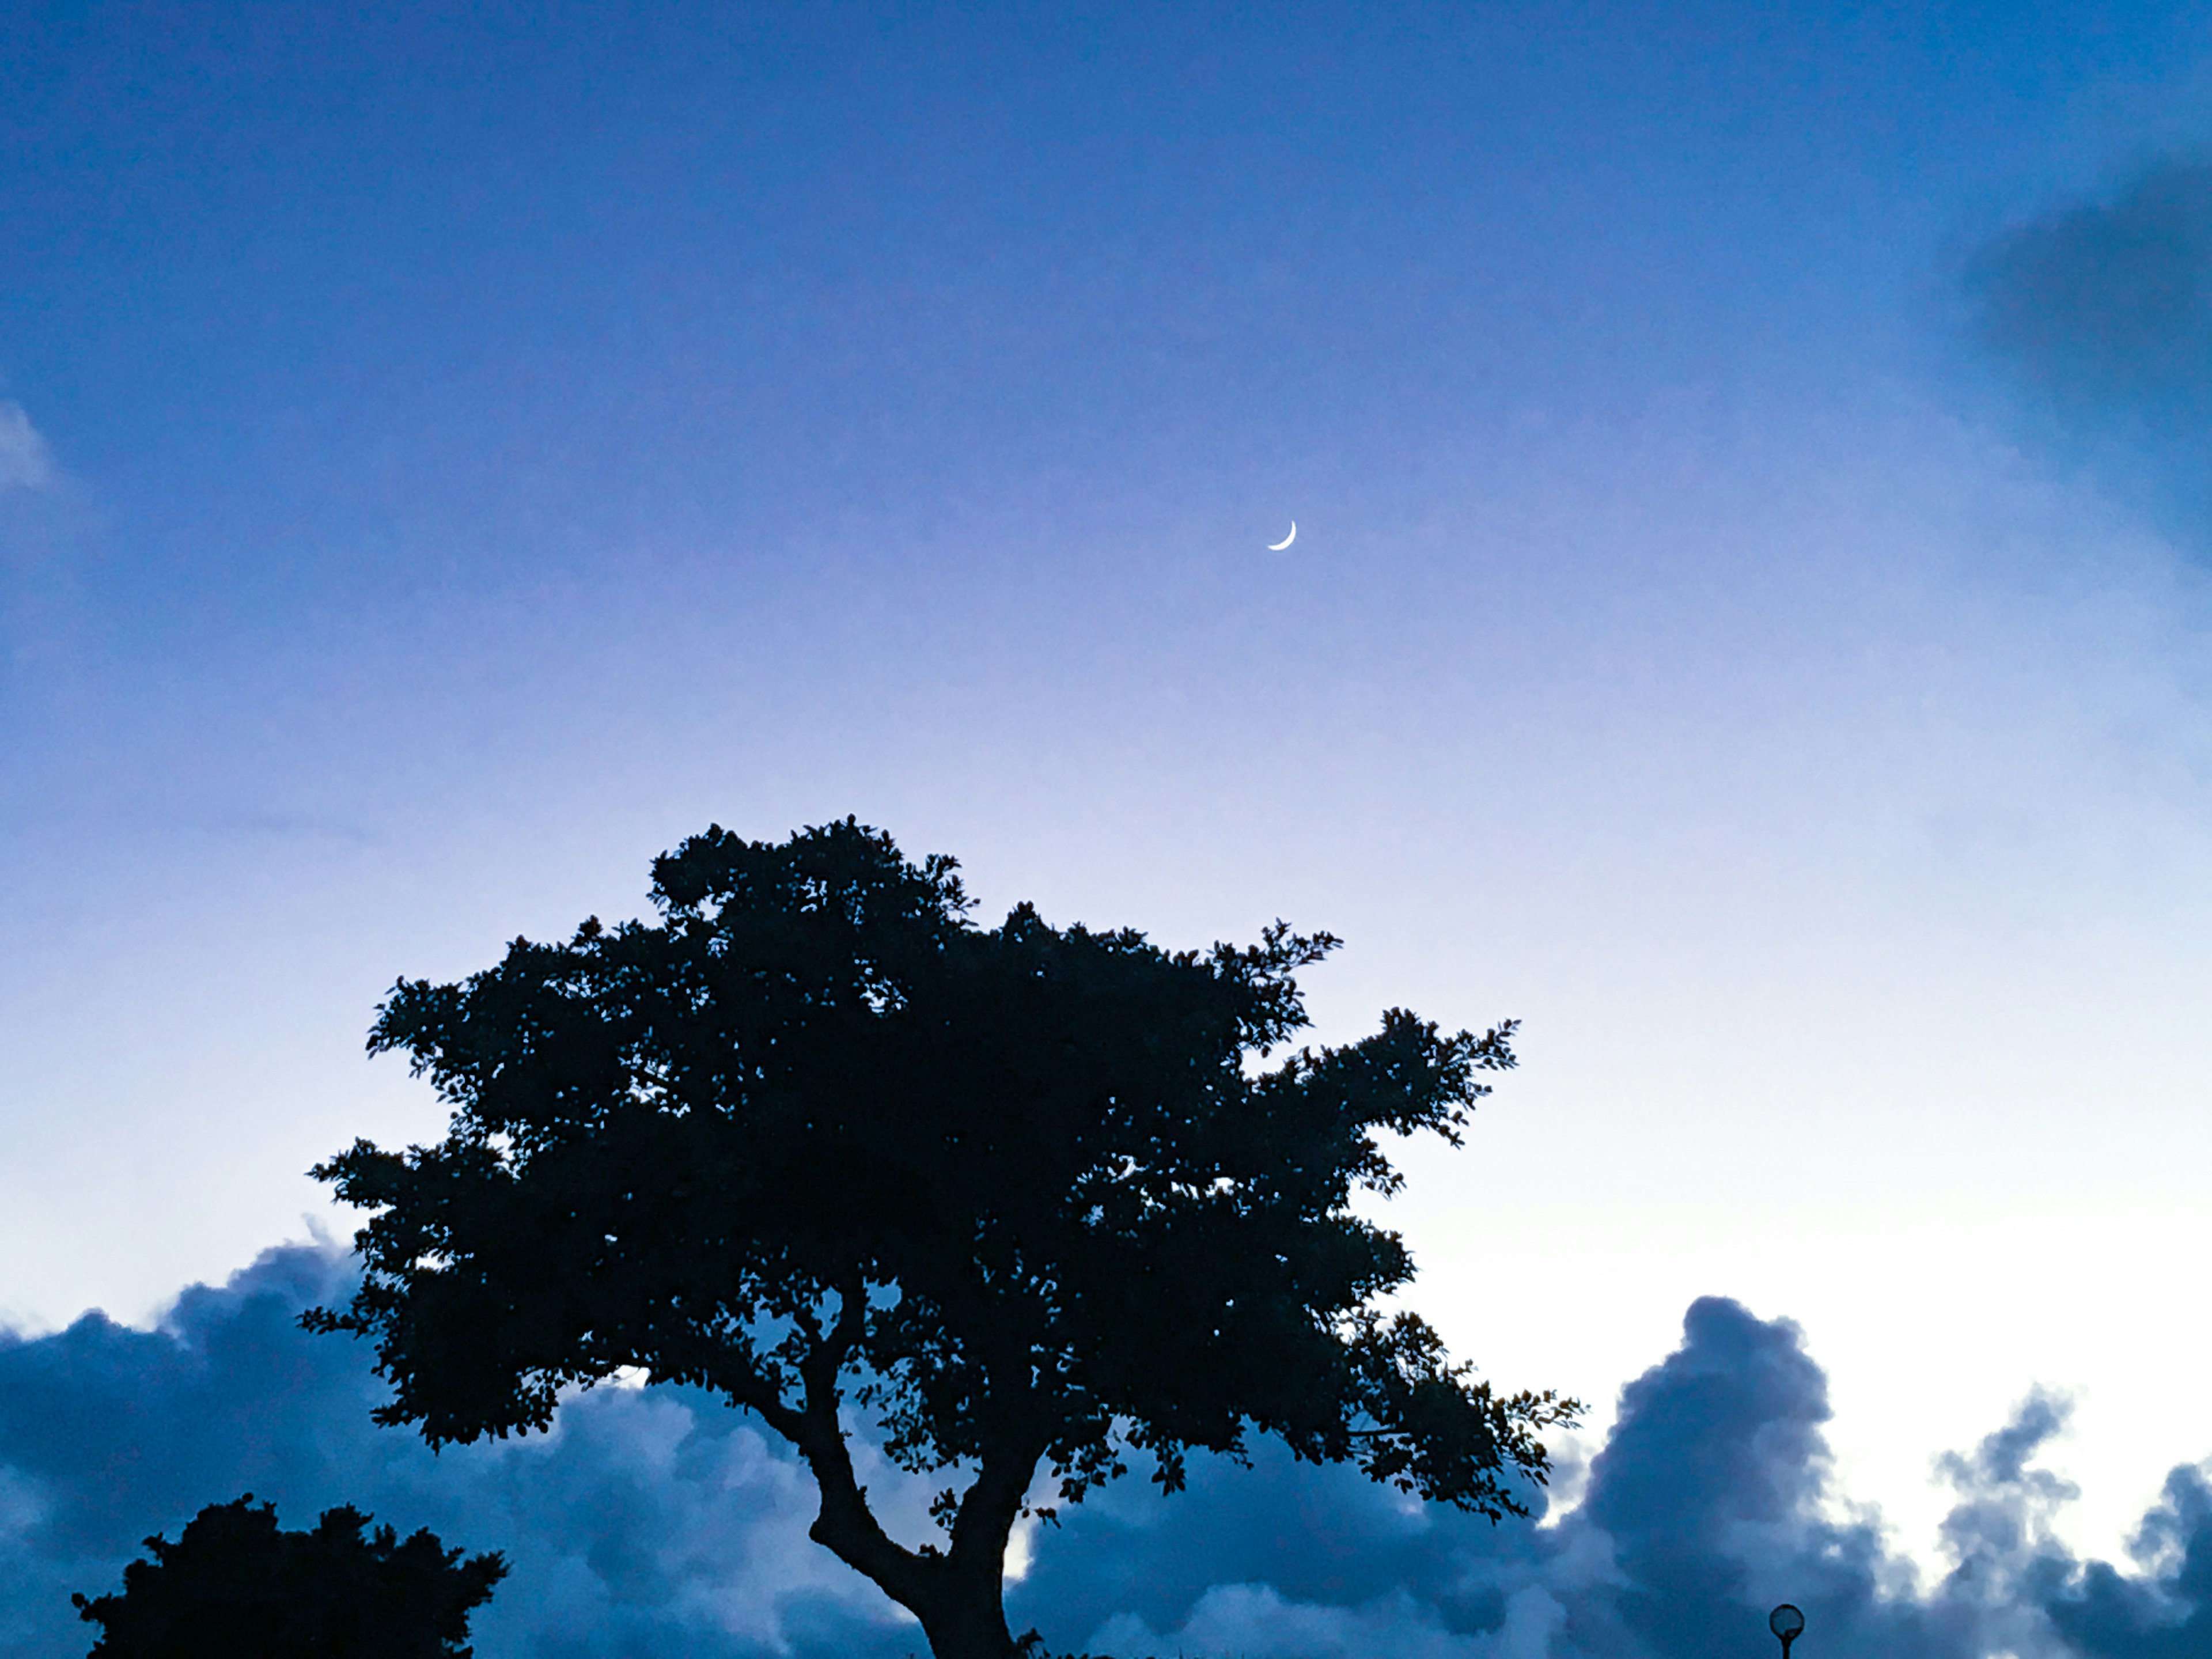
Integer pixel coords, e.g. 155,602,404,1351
309,820,1577,1659
71,1495,505,1659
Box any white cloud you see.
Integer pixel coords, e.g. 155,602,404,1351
0,402,55,490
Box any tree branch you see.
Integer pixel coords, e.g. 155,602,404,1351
789,1276,940,1613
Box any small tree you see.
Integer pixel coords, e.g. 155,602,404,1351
72,1495,505,1658
309,820,1577,1659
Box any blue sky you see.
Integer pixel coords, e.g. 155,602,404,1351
9,3,2212,1652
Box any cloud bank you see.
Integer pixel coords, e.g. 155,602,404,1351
0,1248,922,1659
2,1250,2207,1658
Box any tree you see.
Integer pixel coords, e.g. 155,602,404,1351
72,1495,505,1658
308,820,1578,1659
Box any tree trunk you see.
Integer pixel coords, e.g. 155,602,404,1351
915,1556,1020,1659
800,1441,1029,1659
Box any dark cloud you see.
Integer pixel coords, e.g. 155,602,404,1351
5,1258,2211,1659
1962,159,2212,539
2043,1465,2212,1659
1012,1297,1926,1659
1019,1297,2212,1659
1969,162,2212,423
0,1247,921,1658
1569,1298,1913,1659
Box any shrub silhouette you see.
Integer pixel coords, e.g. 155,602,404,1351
73,1494,505,1658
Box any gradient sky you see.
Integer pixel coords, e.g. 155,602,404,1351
8,0,2212,1628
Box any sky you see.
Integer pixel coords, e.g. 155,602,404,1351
7,1,2212,1653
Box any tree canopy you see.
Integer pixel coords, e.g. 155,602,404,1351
309,819,1576,1659
72,1495,505,1659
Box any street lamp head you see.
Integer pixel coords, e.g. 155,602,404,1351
1770,1604,1805,1654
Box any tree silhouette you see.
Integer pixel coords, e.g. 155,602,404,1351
72,1495,505,1658
308,819,1577,1659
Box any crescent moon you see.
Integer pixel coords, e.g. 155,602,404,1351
1267,522,1296,551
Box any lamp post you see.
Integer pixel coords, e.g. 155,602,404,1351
1770,1604,1805,1659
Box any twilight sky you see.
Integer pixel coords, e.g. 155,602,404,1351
7,3,2212,1652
